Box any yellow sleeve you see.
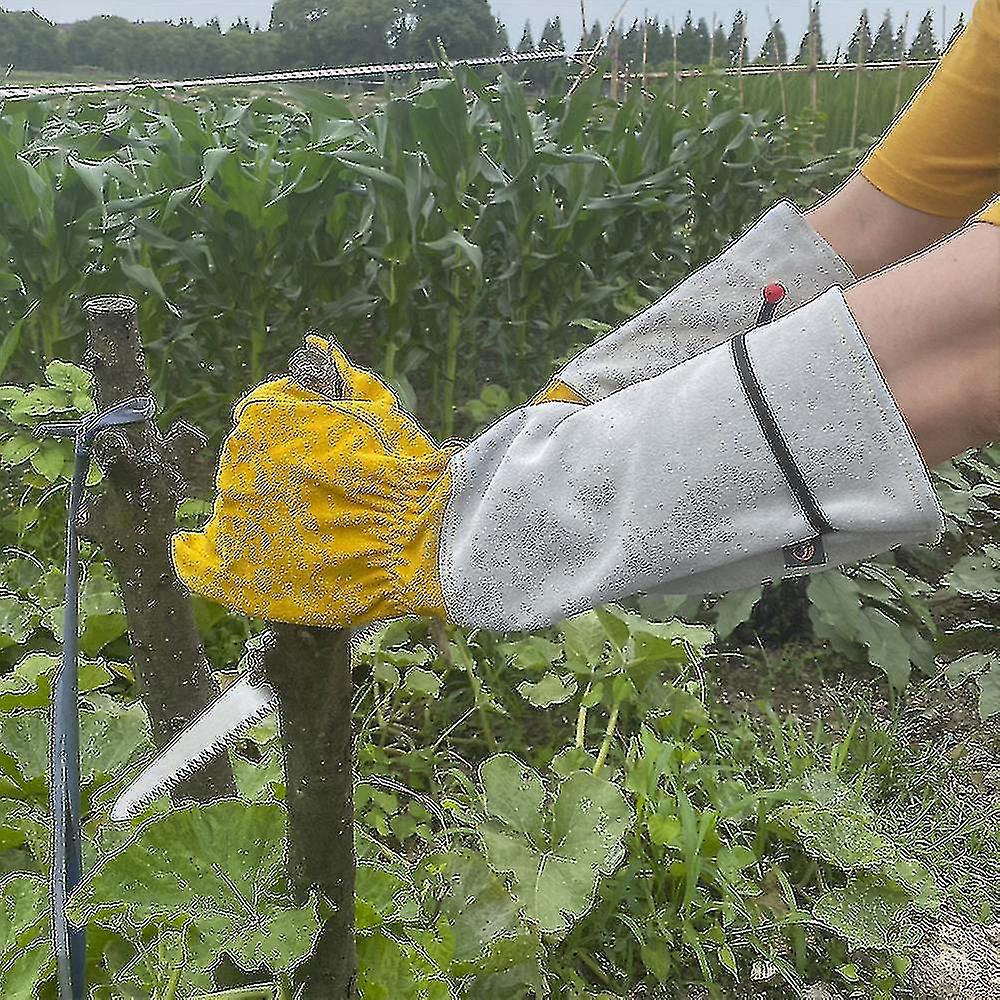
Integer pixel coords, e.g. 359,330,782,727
979,199,1000,225
860,0,1000,224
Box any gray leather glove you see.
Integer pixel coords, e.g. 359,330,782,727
537,200,856,404
441,286,941,630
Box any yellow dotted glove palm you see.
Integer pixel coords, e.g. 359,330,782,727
171,339,456,628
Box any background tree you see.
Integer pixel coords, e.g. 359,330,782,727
577,19,603,57
405,0,502,60
795,2,825,63
495,20,511,54
946,12,966,47
538,15,565,51
649,18,673,66
846,8,872,62
268,0,399,68
726,10,749,66
710,21,727,64
757,19,788,65
0,10,64,71
908,10,939,58
675,11,709,65
516,20,535,54
893,20,907,58
871,10,895,59
620,18,641,65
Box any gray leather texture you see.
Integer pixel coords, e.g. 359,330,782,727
439,287,943,631
557,199,856,401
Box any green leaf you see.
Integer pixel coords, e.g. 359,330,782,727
517,672,577,708
945,651,996,687
976,662,1000,719
595,606,631,651
70,801,285,925
813,877,910,949
404,666,442,699
0,434,39,467
120,260,167,301
0,941,51,1000
44,360,92,394
713,585,762,641
0,652,115,711
560,612,607,670
29,441,67,481
501,636,562,672
456,929,546,1000
433,849,521,963
856,607,912,691
479,754,546,844
647,811,682,847
423,232,483,273
944,547,1000,598
0,872,48,955
8,386,70,421
0,595,33,650
778,798,887,872
480,766,631,935
221,896,322,974
357,929,449,1000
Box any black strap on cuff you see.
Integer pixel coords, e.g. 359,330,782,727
732,331,834,538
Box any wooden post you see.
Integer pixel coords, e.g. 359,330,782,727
672,17,678,105
808,1,818,113
266,624,356,997
767,7,787,119
641,16,649,95
893,11,910,116
79,296,235,805
850,15,867,147
610,26,620,100
737,12,746,103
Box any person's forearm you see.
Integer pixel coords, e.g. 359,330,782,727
845,220,1000,467
807,173,966,279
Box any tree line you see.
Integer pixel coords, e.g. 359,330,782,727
1,1,961,80
0,0,504,77
523,5,960,69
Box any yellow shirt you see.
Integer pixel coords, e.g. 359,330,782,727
861,0,1000,225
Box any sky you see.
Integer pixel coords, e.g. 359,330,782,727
6,0,976,53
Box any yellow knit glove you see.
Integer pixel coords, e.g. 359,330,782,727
171,340,456,628
530,379,590,405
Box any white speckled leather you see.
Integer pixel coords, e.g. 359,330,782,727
439,287,942,631
557,200,856,402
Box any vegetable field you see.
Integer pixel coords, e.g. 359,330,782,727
1,67,998,1000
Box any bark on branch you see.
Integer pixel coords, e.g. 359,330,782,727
265,625,356,996
79,295,235,803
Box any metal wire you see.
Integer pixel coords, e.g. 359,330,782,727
0,47,939,103
0,48,592,102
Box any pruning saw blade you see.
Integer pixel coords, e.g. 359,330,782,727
110,632,277,822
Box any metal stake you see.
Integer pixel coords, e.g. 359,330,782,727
37,396,155,1000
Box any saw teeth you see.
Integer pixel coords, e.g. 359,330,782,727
110,689,276,822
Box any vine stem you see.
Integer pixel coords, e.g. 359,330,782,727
591,701,620,774
452,627,497,750
576,948,614,987
441,271,462,437
190,990,274,1000
575,698,590,750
